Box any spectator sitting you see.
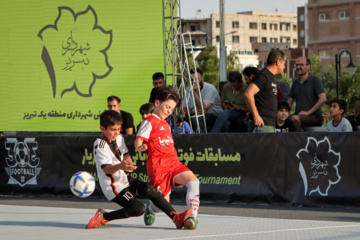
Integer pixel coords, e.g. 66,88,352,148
183,69,223,133
345,90,360,131
275,101,296,132
210,71,248,133
107,95,135,135
287,57,327,131
327,99,353,132
149,72,166,103
169,115,192,134
136,103,154,132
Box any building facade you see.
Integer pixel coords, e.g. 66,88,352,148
307,0,360,70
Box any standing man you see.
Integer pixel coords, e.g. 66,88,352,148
149,72,166,103
287,57,326,131
107,96,135,135
244,50,286,133
183,69,223,133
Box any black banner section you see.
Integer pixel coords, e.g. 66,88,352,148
1,132,360,207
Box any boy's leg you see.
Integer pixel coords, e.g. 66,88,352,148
85,187,144,229
136,180,192,229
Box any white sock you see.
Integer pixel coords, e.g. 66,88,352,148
149,202,162,213
186,180,200,218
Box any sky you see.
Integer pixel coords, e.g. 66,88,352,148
181,0,308,19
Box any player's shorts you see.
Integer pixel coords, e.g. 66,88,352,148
149,161,191,197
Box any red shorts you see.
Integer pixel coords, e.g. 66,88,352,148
149,161,190,197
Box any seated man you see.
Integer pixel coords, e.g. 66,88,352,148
287,57,326,131
149,72,166,103
210,71,248,133
183,69,223,133
345,90,360,131
107,96,135,134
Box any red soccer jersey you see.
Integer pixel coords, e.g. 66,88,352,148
136,114,179,178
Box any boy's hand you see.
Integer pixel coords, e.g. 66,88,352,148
122,157,137,172
136,144,148,152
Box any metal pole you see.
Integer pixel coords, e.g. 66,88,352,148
219,0,227,90
335,54,339,99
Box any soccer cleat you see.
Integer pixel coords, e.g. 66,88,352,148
144,202,155,226
183,217,198,230
85,209,109,229
171,209,192,229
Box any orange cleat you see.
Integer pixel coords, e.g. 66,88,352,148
171,209,193,229
85,209,109,229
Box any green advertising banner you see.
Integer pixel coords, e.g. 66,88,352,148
0,1,164,131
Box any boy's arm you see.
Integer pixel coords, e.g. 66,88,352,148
101,153,137,174
134,138,148,152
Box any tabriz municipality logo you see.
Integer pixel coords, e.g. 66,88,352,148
296,137,341,196
4,138,42,187
38,5,113,98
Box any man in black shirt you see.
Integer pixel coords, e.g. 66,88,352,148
149,72,166,103
107,96,135,134
244,50,286,133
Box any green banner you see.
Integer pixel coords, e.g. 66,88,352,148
0,1,164,131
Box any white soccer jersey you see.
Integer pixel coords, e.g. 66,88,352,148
94,134,130,200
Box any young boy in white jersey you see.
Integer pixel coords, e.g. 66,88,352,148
326,99,353,132
85,110,192,229
135,86,200,230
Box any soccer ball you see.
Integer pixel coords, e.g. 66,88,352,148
69,171,95,198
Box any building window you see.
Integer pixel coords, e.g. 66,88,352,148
293,39,297,45
300,14,305,22
232,35,239,43
293,25,297,31
190,25,196,31
338,49,349,56
232,21,239,28
262,37,267,43
270,23,278,30
249,22,257,29
319,12,330,22
300,30,305,37
319,50,331,58
249,37,258,43
192,40,196,46
339,10,350,20
216,21,220,28
261,23,267,30
270,38,278,43
216,35,220,42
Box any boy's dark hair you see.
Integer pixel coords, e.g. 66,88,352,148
242,66,259,77
277,101,291,111
100,110,123,128
152,72,164,81
107,95,121,103
139,103,155,115
267,50,285,66
228,71,243,83
190,69,203,76
155,86,180,107
331,99,347,115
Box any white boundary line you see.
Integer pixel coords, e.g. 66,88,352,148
152,224,360,240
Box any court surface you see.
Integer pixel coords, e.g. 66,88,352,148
1,196,360,240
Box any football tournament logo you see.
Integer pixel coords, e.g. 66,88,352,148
4,138,42,187
296,137,341,196
38,5,113,98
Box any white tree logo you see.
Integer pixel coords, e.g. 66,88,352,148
296,137,341,196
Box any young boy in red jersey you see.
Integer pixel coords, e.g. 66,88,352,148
135,86,200,230
85,110,191,229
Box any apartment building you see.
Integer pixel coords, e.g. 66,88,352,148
307,0,360,70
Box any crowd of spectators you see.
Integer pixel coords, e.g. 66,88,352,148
114,51,359,135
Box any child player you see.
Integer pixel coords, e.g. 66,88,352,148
135,86,200,230
326,99,353,132
85,110,192,229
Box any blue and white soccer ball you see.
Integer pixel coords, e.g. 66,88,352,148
69,171,95,198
